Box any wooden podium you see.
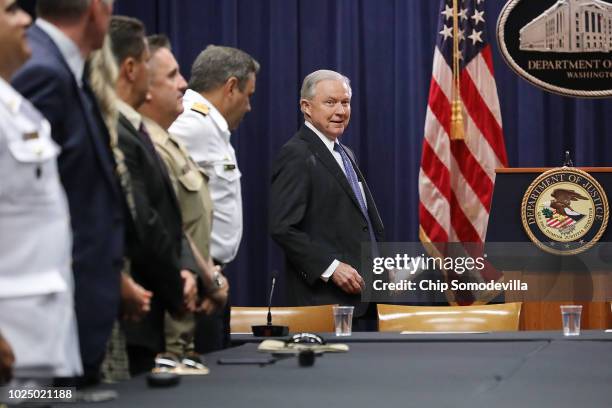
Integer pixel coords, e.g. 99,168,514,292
487,167,612,330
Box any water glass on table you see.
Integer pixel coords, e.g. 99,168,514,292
333,305,354,336
560,305,582,336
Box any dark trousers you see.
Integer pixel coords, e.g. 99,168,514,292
126,345,156,377
194,293,231,353
352,302,378,332
194,259,231,353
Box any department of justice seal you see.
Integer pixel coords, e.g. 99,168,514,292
521,167,608,255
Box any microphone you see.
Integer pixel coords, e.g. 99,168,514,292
252,271,289,337
563,150,573,167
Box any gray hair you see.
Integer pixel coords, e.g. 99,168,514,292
300,70,351,100
37,0,113,20
188,45,260,93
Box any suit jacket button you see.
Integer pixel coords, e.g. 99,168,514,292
362,226,368,232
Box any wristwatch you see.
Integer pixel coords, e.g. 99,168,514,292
212,271,223,290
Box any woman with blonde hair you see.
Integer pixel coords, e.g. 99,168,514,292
88,36,152,382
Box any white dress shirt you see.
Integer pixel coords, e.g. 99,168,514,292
304,120,367,281
169,89,242,264
305,120,367,207
0,77,82,377
117,99,144,130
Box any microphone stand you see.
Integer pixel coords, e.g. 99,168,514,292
252,274,289,337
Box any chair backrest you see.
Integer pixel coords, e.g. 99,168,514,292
230,305,336,334
377,303,522,332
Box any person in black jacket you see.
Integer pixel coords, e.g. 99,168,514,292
108,16,198,375
270,70,384,327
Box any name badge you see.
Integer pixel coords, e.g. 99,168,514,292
22,132,39,141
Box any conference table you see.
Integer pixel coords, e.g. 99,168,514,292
70,331,612,408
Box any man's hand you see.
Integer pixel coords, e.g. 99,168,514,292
0,332,15,385
197,268,230,315
120,274,153,322
330,262,364,294
181,269,198,312
183,234,230,315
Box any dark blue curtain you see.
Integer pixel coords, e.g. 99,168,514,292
112,0,612,306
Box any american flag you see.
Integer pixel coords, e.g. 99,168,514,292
418,0,508,304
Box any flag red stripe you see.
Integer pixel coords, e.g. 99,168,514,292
421,139,451,202
450,193,482,242
480,45,495,77
460,69,508,165
451,142,494,211
428,78,452,137
419,203,449,242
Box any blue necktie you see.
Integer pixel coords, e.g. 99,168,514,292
334,143,379,258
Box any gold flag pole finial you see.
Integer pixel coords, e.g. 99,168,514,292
450,0,465,141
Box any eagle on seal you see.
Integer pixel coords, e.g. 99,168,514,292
550,188,588,220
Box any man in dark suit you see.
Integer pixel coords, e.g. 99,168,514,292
11,0,123,384
108,16,198,375
270,70,384,324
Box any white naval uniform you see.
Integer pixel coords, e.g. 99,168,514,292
0,77,82,378
169,89,243,264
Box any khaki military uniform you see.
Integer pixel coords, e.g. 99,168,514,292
144,117,214,355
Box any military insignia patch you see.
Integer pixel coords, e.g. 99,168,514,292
191,102,210,116
497,0,612,98
521,167,609,255
22,132,39,140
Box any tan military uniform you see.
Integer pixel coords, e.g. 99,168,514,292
143,117,214,355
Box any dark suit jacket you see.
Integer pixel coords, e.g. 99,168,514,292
270,125,384,316
11,24,125,374
117,113,197,352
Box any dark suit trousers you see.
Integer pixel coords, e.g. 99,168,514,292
194,260,231,353
352,302,378,332
126,345,157,377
